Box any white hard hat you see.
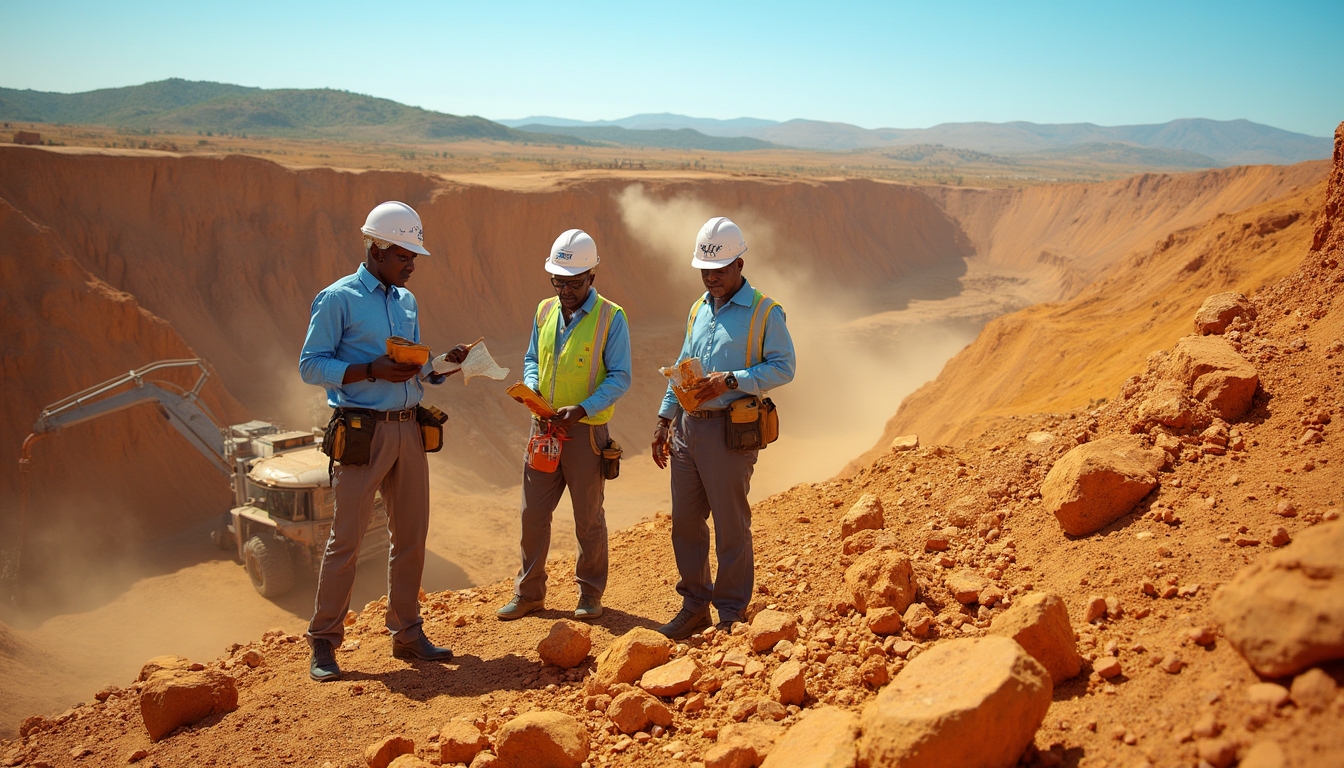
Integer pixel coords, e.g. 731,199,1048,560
361,201,430,256
691,216,747,269
546,229,599,276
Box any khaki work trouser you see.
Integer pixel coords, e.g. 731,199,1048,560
307,418,429,646
514,421,610,602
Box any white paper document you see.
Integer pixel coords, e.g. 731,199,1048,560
432,341,510,383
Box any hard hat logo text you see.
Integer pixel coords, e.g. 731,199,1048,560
699,244,724,257
554,250,574,261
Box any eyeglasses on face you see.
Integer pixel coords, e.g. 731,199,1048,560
550,276,590,291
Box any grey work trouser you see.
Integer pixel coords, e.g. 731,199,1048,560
669,409,758,624
307,417,429,646
515,421,610,602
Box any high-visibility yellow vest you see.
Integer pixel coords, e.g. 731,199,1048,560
687,288,780,369
536,294,624,425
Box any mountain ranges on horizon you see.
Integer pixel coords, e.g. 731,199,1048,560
0,79,1330,166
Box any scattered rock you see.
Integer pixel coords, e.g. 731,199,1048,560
946,571,985,605
859,655,890,688
494,711,586,768
137,655,190,682
866,607,903,636
1041,436,1165,536
923,534,950,552
606,689,672,735
759,707,858,768
1246,682,1290,708
716,722,783,764
1092,656,1121,679
903,603,935,638
842,528,894,556
1084,596,1108,623
139,667,239,742
1239,741,1287,768
1269,527,1291,547
640,656,702,698
1160,654,1185,674
388,756,434,768
364,736,414,768
748,610,798,653
1194,292,1256,335
844,550,918,615
1289,667,1339,712
126,749,149,764
590,628,675,692
440,720,489,765
841,494,885,539
770,661,806,706
537,620,592,669
703,744,756,768
1212,521,1344,677
1161,335,1259,421
1196,738,1237,768
239,649,264,668
988,592,1082,684
890,435,919,453
857,636,1052,768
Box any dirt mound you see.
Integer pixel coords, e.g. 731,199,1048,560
862,169,1328,457
3,125,1341,768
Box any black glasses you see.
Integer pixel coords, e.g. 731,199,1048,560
550,276,589,291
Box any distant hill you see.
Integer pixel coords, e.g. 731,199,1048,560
514,123,776,152
504,111,1332,166
1016,142,1222,169
744,118,1330,165
500,113,779,137
0,79,581,144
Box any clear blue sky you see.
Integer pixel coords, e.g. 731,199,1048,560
2,1,1340,136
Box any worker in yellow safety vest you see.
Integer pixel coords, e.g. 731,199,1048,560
497,229,632,621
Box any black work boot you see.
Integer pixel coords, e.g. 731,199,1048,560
657,607,711,641
392,633,454,661
309,638,341,682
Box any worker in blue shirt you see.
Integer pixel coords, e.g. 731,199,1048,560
497,229,632,622
651,217,796,640
298,201,470,682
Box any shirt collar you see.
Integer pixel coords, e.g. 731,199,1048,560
357,263,393,297
703,278,755,307
579,287,598,314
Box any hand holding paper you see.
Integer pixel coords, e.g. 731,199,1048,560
432,337,510,382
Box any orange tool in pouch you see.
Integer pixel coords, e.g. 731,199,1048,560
526,422,567,473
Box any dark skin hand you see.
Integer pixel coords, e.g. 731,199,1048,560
339,243,471,384
652,417,672,469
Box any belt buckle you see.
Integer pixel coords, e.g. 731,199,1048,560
399,409,413,422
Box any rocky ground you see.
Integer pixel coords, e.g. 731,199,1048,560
4,128,1343,768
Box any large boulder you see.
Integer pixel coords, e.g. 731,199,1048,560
1161,335,1259,421
494,711,588,768
759,707,858,768
844,550,919,614
987,592,1082,684
858,636,1052,768
139,667,238,741
1212,521,1344,677
1041,436,1165,536
537,620,592,669
639,656,702,698
1194,292,1256,335
590,627,675,692
841,494,885,539
748,610,798,653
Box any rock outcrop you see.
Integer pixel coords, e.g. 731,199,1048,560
1194,292,1257,335
857,636,1052,768
1213,521,1344,677
139,666,238,742
843,550,918,614
1159,335,1259,422
1041,436,1166,536
988,592,1082,684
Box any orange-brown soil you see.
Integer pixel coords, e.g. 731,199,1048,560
0,129,1338,763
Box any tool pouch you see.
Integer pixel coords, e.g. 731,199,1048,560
321,408,375,466
526,426,563,473
601,438,623,480
725,396,779,452
416,404,449,453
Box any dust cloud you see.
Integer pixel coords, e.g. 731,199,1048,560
616,185,982,498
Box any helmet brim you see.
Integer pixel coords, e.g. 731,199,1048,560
545,261,594,277
691,255,740,269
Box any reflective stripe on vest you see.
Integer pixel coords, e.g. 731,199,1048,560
536,294,623,425
686,289,780,369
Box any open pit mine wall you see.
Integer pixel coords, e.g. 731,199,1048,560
924,160,1328,302
0,147,973,549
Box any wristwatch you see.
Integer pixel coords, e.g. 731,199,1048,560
365,363,377,382
725,372,738,390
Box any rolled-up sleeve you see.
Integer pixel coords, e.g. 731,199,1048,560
733,305,795,395
299,290,350,387
580,310,632,417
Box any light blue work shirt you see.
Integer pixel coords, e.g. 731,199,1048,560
299,263,443,411
523,287,633,417
659,277,796,419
